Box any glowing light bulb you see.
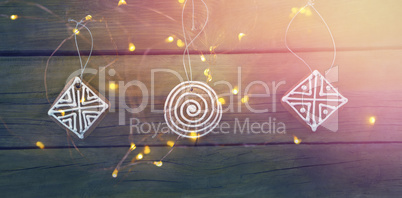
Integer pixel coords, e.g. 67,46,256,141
118,0,127,6
80,97,85,103
241,95,249,104
178,0,185,4
305,9,312,16
204,68,210,76
36,141,45,149
232,87,239,95
144,145,150,154
154,161,163,167
200,55,206,62
238,33,246,41
299,7,306,14
58,110,65,116
369,116,376,125
209,46,216,52
291,7,298,13
136,153,143,160
73,28,80,35
176,39,185,48
166,36,174,43
207,75,212,82
109,82,118,90
112,169,118,178
85,15,92,21
129,43,135,52
293,136,301,144
10,15,18,20
167,141,175,147
218,97,226,105
190,132,198,140
130,143,136,151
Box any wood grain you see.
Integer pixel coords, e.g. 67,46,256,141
1,51,401,148
1,144,402,197
0,0,401,54
1,0,402,196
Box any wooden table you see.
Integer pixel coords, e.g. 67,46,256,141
1,0,402,197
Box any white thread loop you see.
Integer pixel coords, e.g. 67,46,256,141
285,0,336,74
69,18,94,80
181,0,209,82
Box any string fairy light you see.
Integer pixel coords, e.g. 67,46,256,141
36,141,45,149
129,42,135,51
165,36,175,43
369,116,376,125
218,97,226,105
118,0,127,6
281,0,348,132
143,146,151,154
232,87,239,95
293,136,302,144
10,14,18,20
238,33,246,41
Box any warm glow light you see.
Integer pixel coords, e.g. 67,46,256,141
218,97,226,105
369,116,376,125
85,15,92,21
241,95,249,104
58,110,65,116
112,169,118,178
190,131,198,140
154,161,163,167
73,28,80,35
209,46,216,52
129,43,135,52
10,15,18,20
80,97,85,103
166,36,174,43
36,141,45,149
167,141,175,147
305,9,312,16
232,87,239,95
299,7,306,14
207,75,212,82
238,33,246,41
176,39,185,48
118,0,127,6
200,55,206,62
178,0,185,4
130,143,136,151
204,68,210,76
109,82,118,90
293,136,301,144
144,145,151,154
136,153,143,160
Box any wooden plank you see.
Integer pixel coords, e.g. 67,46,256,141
1,144,402,197
0,51,401,148
0,0,401,53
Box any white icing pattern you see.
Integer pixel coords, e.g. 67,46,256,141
48,77,109,139
164,81,222,138
282,70,348,131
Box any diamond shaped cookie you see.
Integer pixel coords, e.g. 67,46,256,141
282,70,348,131
48,77,109,139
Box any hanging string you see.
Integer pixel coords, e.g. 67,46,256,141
284,0,336,75
69,18,94,80
181,0,209,82
191,0,195,30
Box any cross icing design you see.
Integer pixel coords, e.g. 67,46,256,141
282,70,348,131
48,77,109,139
